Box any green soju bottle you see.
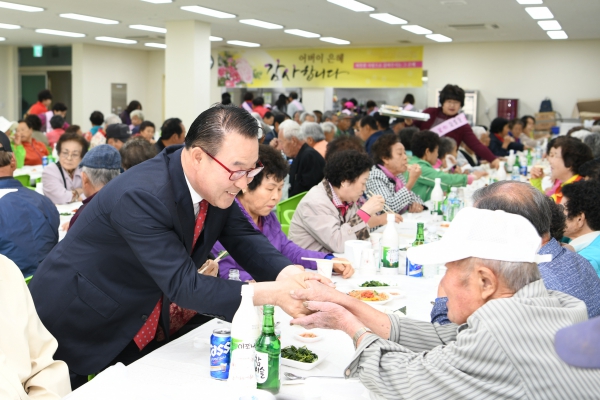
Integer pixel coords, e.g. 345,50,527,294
406,223,425,277
255,305,280,394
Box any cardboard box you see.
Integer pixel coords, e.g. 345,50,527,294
535,111,556,131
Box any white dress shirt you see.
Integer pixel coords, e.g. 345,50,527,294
184,173,203,218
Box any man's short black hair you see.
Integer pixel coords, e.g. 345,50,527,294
139,120,155,132
439,84,465,107
490,118,509,135
548,198,566,240
324,150,373,188
24,114,42,131
253,97,265,106
360,116,378,130
375,114,390,129
52,102,67,112
366,100,377,109
90,111,104,126
550,136,593,175
411,130,440,158
221,92,232,105
50,115,64,129
185,104,261,154
37,89,52,102
562,180,600,231
243,92,254,102
273,113,286,126
246,144,288,192
263,111,274,120
399,127,419,151
160,118,183,141
579,158,600,181
289,91,298,100
372,133,401,165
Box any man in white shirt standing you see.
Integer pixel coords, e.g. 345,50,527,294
286,91,304,119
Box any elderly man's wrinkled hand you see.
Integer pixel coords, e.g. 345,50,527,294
290,280,342,304
291,301,360,331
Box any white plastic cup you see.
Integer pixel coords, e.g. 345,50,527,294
315,260,333,279
344,240,372,270
360,249,377,275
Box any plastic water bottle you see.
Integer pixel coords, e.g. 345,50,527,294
380,213,399,275
511,166,520,181
430,178,444,216
446,188,459,222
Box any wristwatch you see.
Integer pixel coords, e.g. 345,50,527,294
352,327,372,347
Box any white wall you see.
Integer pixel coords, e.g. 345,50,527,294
423,39,600,126
0,46,19,122
72,43,164,131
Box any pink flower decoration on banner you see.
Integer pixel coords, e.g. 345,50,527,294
218,67,226,78
236,58,254,84
226,80,235,88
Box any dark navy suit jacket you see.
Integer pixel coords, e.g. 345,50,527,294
29,146,291,375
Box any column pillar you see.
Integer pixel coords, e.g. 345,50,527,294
165,20,211,131
301,88,326,113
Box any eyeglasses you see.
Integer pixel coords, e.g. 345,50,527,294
60,150,81,159
199,147,264,181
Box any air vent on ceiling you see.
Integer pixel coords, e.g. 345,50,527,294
448,23,499,30
441,0,467,6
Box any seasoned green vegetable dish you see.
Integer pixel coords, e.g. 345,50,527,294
281,345,318,363
359,280,388,287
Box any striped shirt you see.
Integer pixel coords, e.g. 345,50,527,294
365,166,423,214
346,280,600,399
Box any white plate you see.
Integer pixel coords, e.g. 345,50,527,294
281,349,328,371
293,332,323,343
347,290,393,305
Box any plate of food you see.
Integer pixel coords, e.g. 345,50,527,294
281,345,327,371
293,331,322,343
356,280,401,290
347,289,393,304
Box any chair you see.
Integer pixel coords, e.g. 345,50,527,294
14,174,30,187
24,275,33,285
275,191,307,224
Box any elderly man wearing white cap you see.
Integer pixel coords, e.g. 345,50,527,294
290,207,600,399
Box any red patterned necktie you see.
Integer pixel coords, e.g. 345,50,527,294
134,200,209,350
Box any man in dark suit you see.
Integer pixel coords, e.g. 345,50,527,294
278,120,325,197
29,105,327,388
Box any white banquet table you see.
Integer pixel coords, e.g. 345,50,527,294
63,272,440,400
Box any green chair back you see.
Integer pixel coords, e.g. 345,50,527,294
280,224,290,236
276,191,307,224
282,209,296,225
14,174,30,187
24,275,32,285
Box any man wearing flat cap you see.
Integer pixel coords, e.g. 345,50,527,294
105,123,131,151
68,144,121,229
290,207,600,399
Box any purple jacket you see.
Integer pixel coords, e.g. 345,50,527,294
213,199,327,281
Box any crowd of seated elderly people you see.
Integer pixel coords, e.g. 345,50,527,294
2,86,600,398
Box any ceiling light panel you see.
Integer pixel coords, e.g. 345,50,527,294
227,40,260,47
369,13,407,25
426,34,452,42
401,25,432,34
327,0,374,12
239,19,283,29
180,6,236,18
60,13,118,24
547,30,567,39
537,20,561,30
210,36,223,41
0,1,43,12
319,37,350,45
36,29,85,37
129,24,166,33
0,37,5,41
141,0,172,3
517,0,543,4
0,22,20,29
145,43,166,48
525,7,553,19
95,36,137,44
284,29,320,38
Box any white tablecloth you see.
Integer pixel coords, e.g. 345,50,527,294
64,273,440,400
56,202,82,241
14,165,43,185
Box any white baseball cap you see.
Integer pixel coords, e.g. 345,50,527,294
407,207,551,265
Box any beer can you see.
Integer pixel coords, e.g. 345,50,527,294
42,156,48,167
210,329,231,380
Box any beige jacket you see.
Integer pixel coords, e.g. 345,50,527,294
0,255,71,400
289,180,369,253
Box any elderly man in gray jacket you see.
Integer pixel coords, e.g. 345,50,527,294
290,207,600,399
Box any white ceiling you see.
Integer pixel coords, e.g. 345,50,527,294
0,0,598,51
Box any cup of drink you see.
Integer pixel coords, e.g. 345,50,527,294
315,260,333,279
360,249,377,275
